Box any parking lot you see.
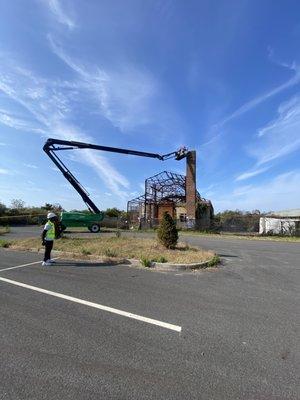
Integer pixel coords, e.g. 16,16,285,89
0,230,299,399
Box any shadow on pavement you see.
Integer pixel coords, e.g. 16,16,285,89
55,261,124,268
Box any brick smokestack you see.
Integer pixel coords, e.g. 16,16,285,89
186,150,196,225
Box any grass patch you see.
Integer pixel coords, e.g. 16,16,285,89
127,228,300,242
9,236,215,264
140,256,152,268
0,226,10,236
0,239,11,248
206,255,220,267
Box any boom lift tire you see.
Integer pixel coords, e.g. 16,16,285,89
89,223,100,233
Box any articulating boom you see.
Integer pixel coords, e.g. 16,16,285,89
43,138,188,213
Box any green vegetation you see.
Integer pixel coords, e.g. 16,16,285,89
157,212,178,249
0,239,11,248
81,249,91,256
0,226,10,235
104,248,117,257
9,236,216,264
140,256,152,268
206,255,220,267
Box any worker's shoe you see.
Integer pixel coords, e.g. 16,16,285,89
48,259,56,263
42,261,51,267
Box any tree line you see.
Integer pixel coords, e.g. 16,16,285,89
0,199,126,219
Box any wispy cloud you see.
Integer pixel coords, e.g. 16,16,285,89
214,170,300,211
24,163,38,169
0,108,45,134
250,95,300,166
235,94,300,181
235,166,269,181
0,142,6,146
48,35,160,132
44,0,76,30
0,168,10,175
0,55,130,198
218,62,300,127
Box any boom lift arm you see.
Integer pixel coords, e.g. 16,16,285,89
43,138,187,213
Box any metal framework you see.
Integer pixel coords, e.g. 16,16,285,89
43,138,188,213
127,170,206,224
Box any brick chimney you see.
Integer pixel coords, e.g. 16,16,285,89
186,150,196,226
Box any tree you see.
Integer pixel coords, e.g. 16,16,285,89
157,212,178,249
10,199,25,210
105,207,123,218
41,203,55,211
0,201,7,216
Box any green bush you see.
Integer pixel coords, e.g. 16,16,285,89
81,249,91,256
207,255,220,267
152,256,168,263
157,212,178,249
140,256,152,268
0,240,11,248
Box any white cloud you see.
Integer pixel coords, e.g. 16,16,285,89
251,95,300,166
0,168,10,175
24,163,38,169
0,108,46,134
234,94,300,182
235,166,269,181
218,62,300,127
48,36,160,132
45,0,76,30
0,56,130,199
214,170,300,212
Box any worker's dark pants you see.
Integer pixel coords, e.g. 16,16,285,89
44,240,53,262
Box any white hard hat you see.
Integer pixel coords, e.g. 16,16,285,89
47,212,57,219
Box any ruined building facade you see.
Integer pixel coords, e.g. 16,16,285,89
127,150,213,229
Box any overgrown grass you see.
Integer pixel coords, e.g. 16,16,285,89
0,239,11,248
124,228,300,241
0,225,10,236
9,236,216,264
179,231,300,242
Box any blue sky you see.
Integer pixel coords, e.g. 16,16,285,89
0,0,299,212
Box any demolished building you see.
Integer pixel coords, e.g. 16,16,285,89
127,150,213,229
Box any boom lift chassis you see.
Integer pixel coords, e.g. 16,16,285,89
43,138,187,214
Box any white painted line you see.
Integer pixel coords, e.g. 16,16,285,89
0,276,182,332
0,258,59,272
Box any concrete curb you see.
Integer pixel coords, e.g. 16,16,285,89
129,258,217,271
5,247,218,271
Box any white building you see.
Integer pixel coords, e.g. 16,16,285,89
259,209,300,236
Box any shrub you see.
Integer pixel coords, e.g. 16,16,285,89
104,248,117,257
207,255,220,267
81,249,91,256
157,212,178,249
152,256,168,263
0,240,11,248
140,256,152,268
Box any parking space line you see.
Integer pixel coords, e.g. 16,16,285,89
0,258,59,272
0,276,182,332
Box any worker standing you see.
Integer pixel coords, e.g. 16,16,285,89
41,212,58,266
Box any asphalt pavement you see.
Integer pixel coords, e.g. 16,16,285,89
0,229,299,399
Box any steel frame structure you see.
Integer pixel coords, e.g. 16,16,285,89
127,170,208,223
43,138,188,213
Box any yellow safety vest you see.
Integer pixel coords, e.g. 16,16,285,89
46,220,55,240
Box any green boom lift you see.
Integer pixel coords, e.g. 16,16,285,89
43,138,187,232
